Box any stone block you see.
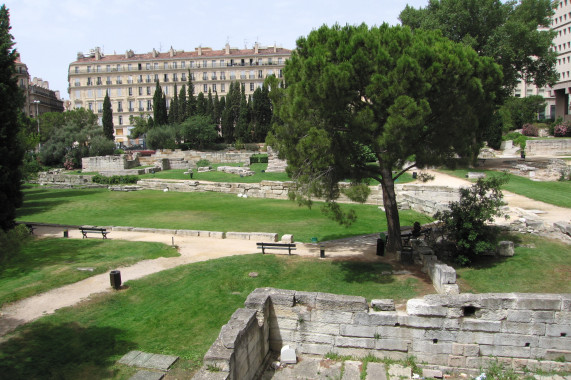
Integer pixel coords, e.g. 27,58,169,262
375,338,410,352
294,332,334,345
466,172,486,179
407,299,448,317
423,368,443,378
266,288,296,306
175,229,200,236
479,345,530,358
545,349,571,361
398,315,444,329
315,292,368,312
310,310,353,324
456,331,495,345
526,219,544,229
297,342,333,356
365,362,387,380
502,321,545,335
514,294,562,310
268,318,297,330
464,344,480,357
281,234,294,243
462,319,501,332
533,311,555,323
295,291,317,308
412,340,452,355
555,312,571,324
538,336,571,350
371,299,396,311
210,231,225,239
553,221,570,234
388,364,411,380
451,343,464,356
335,336,375,349
225,232,250,240
493,333,538,347
370,312,400,326
376,326,413,340
447,355,466,367
280,345,297,364
340,325,376,338
299,321,340,335
249,232,278,242
545,324,571,337
422,329,459,342
497,241,515,256
507,310,532,323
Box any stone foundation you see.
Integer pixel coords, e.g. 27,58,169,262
194,289,571,379
526,139,571,156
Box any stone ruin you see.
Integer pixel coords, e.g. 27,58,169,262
192,289,570,379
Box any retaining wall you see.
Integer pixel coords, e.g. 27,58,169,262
38,172,95,186
194,288,571,379
137,149,257,166
526,139,571,156
82,154,140,172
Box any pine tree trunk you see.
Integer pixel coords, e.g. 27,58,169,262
379,167,402,255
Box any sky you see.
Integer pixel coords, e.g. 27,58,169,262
4,0,429,100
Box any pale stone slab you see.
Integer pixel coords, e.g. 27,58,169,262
144,354,179,370
342,360,362,380
128,370,164,380
280,345,297,364
366,362,387,380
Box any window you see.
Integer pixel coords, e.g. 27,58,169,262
230,71,236,80
106,65,111,72
128,76,133,84
106,76,112,85
117,101,123,112
128,101,134,111
267,69,274,77
87,66,92,73
154,63,159,69
88,102,93,110
147,86,151,95
212,84,217,92
75,66,79,73
138,75,143,83
203,72,207,80
220,59,225,67
278,69,283,78
164,73,169,82
97,88,103,97
146,74,152,83
139,100,144,111
75,79,81,87
250,83,254,91
220,72,226,80
165,86,169,95
154,74,159,82
190,73,195,80
97,65,101,72
212,60,216,68
181,72,187,81
181,61,186,69
241,71,246,79
138,87,143,96
117,76,122,84
203,60,207,68
97,77,102,85
203,84,208,92
190,61,195,68
173,73,178,81
97,101,103,112
258,70,263,79
173,62,177,69
128,64,132,71
250,70,255,79
211,72,217,80
147,100,152,111
116,64,121,72
164,62,168,69
118,116,123,125
221,83,226,93
278,58,283,65
128,87,133,96
117,88,122,96
87,77,92,86
75,90,80,98
146,63,151,70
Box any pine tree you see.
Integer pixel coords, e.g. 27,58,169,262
102,92,114,140
178,84,187,122
186,70,197,117
0,5,26,231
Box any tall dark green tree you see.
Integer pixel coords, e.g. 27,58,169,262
235,85,250,142
272,24,502,253
152,81,168,126
206,90,214,122
217,96,226,136
221,96,234,143
196,92,207,116
168,84,179,124
213,93,221,127
252,84,272,142
102,92,114,140
399,0,557,94
187,71,197,117
178,84,187,123
0,5,25,231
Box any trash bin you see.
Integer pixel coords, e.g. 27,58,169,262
63,229,68,238
190,172,193,179
376,238,385,256
320,245,325,258
110,270,122,290
412,172,417,179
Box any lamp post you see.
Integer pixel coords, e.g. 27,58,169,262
33,100,41,151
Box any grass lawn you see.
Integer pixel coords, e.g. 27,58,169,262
456,234,571,293
17,186,429,242
438,168,571,208
0,253,423,379
0,237,179,307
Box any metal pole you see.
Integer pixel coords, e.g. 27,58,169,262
33,100,40,150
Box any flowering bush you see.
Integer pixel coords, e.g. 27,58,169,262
554,124,569,137
522,123,538,137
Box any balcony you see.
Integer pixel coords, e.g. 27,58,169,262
127,80,133,84
106,81,112,85
96,80,102,85
138,107,144,111
117,108,123,113
211,76,217,80
128,108,134,112
249,75,255,79
137,79,143,83
74,83,81,87
240,75,246,79
116,80,123,84
146,79,152,83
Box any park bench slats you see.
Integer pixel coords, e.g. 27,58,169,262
257,242,296,255
80,227,109,239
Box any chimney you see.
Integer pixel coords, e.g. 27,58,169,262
254,42,259,54
273,43,277,53
197,46,202,56
77,52,84,60
225,43,230,55
152,48,158,58
95,47,101,60
169,46,175,57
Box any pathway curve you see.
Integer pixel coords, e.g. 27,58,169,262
0,227,382,337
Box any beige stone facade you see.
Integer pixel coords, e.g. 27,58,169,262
67,44,291,146
16,57,64,118
551,0,571,120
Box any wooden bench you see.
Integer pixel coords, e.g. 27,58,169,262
400,228,432,246
80,227,109,239
257,242,296,255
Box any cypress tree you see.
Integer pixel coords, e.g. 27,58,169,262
206,89,214,122
235,85,250,142
102,92,114,140
169,84,179,124
186,70,197,117
152,81,167,126
196,92,207,116
0,5,25,231
178,84,187,122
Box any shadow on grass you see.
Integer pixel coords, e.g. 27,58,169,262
0,321,135,379
332,261,394,284
23,188,102,201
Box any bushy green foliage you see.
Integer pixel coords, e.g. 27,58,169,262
500,96,547,131
249,154,268,164
145,125,179,149
91,174,138,185
503,132,528,150
434,175,508,265
180,115,218,150
0,224,29,264
195,159,211,167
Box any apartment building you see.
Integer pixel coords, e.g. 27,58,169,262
16,57,64,117
68,43,291,146
552,0,571,120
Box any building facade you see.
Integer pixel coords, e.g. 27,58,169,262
15,57,64,118
68,44,291,146
551,0,571,120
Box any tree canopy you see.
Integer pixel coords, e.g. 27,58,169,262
399,0,557,94
272,23,503,253
0,5,25,231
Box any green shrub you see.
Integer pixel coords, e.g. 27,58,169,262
91,174,138,185
195,159,211,168
249,154,268,164
434,175,509,265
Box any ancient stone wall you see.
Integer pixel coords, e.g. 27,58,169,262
397,185,461,215
37,172,95,186
194,288,570,380
81,154,140,172
138,149,256,166
526,139,571,156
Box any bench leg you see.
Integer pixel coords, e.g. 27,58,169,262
262,247,265,254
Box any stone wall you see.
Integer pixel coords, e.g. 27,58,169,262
526,139,571,156
194,288,570,379
82,154,140,172
397,185,461,215
38,172,95,186
137,149,257,167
